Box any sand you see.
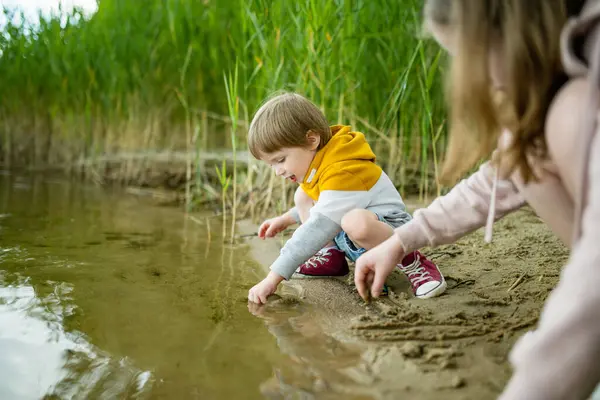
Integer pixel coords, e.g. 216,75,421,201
238,205,568,399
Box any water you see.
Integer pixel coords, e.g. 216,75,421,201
0,173,301,399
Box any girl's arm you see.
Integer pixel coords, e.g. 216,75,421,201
393,161,526,253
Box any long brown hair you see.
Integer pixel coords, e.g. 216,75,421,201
425,0,583,184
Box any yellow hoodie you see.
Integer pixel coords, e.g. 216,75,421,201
301,125,382,200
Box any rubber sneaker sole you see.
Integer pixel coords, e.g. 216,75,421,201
414,278,447,299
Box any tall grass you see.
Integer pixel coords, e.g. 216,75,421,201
0,0,447,215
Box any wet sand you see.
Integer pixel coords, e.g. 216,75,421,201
240,205,568,399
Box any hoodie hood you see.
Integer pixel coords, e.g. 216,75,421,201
301,125,380,199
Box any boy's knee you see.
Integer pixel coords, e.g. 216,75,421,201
294,187,312,208
341,209,375,241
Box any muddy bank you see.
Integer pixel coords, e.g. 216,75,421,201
239,206,568,399
18,150,441,219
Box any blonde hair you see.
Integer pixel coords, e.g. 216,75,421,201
247,92,331,159
425,0,583,185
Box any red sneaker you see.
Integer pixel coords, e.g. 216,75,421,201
293,247,349,279
397,251,446,299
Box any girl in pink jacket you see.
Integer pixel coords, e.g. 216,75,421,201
355,0,600,399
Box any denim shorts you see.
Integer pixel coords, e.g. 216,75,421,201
333,213,397,262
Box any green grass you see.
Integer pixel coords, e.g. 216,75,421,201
0,0,447,216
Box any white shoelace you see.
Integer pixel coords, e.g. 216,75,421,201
398,255,432,286
304,248,333,269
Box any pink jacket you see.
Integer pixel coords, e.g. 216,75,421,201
394,2,600,399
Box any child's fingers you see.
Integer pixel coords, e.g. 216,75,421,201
248,288,260,304
258,222,268,233
265,225,281,238
258,292,268,304
258,222,270,238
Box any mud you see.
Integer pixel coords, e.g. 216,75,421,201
241,205,568,399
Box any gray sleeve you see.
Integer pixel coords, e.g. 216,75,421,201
288,207,301,225
270,212,341,280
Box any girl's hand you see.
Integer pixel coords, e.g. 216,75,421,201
354,234,405,301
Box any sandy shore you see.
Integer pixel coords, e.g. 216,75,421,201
237,206,567,399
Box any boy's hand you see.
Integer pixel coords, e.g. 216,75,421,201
248,271,284,304
258,215,293,239
354,235,405,301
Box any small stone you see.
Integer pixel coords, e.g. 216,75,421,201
400,342,423,358
397,292,409,301
440,359,456,369
453,311,468,320
452,376,466,388
313,378,328,391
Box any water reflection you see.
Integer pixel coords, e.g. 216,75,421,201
0,270,151,399
250,300,383,400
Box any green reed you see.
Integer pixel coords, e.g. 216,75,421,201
0,0,447,215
